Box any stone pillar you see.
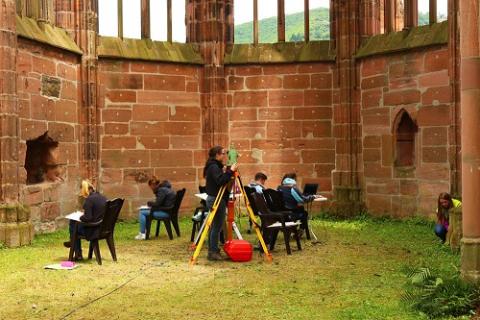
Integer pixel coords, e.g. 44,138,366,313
360,0,380,40
74,0,99,185
460,0,480,283
448,0,461,197
187,0,230,149
0,0,34,246
331,0,363,216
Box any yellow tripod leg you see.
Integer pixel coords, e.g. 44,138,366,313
189,184,227,265
236,175,272,262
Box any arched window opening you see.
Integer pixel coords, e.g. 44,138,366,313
395,112,417,167
437,0,447,22
309,0,330,40
99,0,118,37
172,0,186,42
418,0,429,25
150,0,168,41
234,0,254,43
123,0,142,39
258,0,278,43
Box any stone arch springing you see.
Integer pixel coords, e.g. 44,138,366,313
393,109,417,167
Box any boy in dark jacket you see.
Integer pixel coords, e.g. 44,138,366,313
135,178,176,240
203,145,238,261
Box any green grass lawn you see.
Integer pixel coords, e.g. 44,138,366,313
0,215,463,320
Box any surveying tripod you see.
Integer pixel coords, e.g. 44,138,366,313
189,172,273,265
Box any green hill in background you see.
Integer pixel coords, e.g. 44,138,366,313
234,8,434,44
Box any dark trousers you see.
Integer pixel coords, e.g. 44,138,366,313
69,220,86,255
434,224,447,243
206,196,226,253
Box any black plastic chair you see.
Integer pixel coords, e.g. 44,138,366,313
251,193,301,255
146,188,186,240
263,188,311,240
190,186,208,242
69,198,124,265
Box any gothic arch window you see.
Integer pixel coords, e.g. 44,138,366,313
394,110,417,167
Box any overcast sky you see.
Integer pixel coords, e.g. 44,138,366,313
98,0,449,41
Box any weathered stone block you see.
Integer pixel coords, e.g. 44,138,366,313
41,75,61,98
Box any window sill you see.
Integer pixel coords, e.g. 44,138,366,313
225,41,335,65
356,21,448,59
16,15,82,55
97,36,203,64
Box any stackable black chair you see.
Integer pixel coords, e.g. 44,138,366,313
146,188,186,240
69,198,124,265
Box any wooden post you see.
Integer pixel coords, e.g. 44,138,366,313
278,0,285,42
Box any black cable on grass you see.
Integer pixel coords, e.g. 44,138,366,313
59,262,164,320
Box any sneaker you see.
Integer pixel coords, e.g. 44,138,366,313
207,251,223,261
134,233,146,240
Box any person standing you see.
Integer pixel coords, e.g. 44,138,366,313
203,146,238,261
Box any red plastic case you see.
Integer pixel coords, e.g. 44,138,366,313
223,240,253,262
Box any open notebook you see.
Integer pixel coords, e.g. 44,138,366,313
64,211,83,222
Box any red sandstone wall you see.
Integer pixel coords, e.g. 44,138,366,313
98,60,202,218
225,63,335,196
360,46,455,217
17,38,82,232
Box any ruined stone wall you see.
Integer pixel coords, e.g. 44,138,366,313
359,45,456,217
17,38,82,233
97,59,203,219
225,63,335,193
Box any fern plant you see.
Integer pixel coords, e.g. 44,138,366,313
402,267,480,318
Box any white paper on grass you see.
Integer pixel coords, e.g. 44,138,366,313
44,264,79,270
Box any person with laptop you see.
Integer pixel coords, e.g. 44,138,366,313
278,173,317,235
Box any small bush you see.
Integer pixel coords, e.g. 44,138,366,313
402,267,480,318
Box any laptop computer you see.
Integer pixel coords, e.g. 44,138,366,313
303,183,318,196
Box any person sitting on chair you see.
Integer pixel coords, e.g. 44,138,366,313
249,172,268,194
277,174,315,232
135,177,176,240
64,180,107,260
435,192,462,243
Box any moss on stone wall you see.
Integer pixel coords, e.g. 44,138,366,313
16,15,82,54
224,41,335,64
0,203,33,247
97,37,203,64
356,21,448,59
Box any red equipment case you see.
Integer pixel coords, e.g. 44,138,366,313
223,240,253,262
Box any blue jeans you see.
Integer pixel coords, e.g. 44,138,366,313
69,220,86,255
139,208,169,233
206,196,226,253
434,224,447,242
